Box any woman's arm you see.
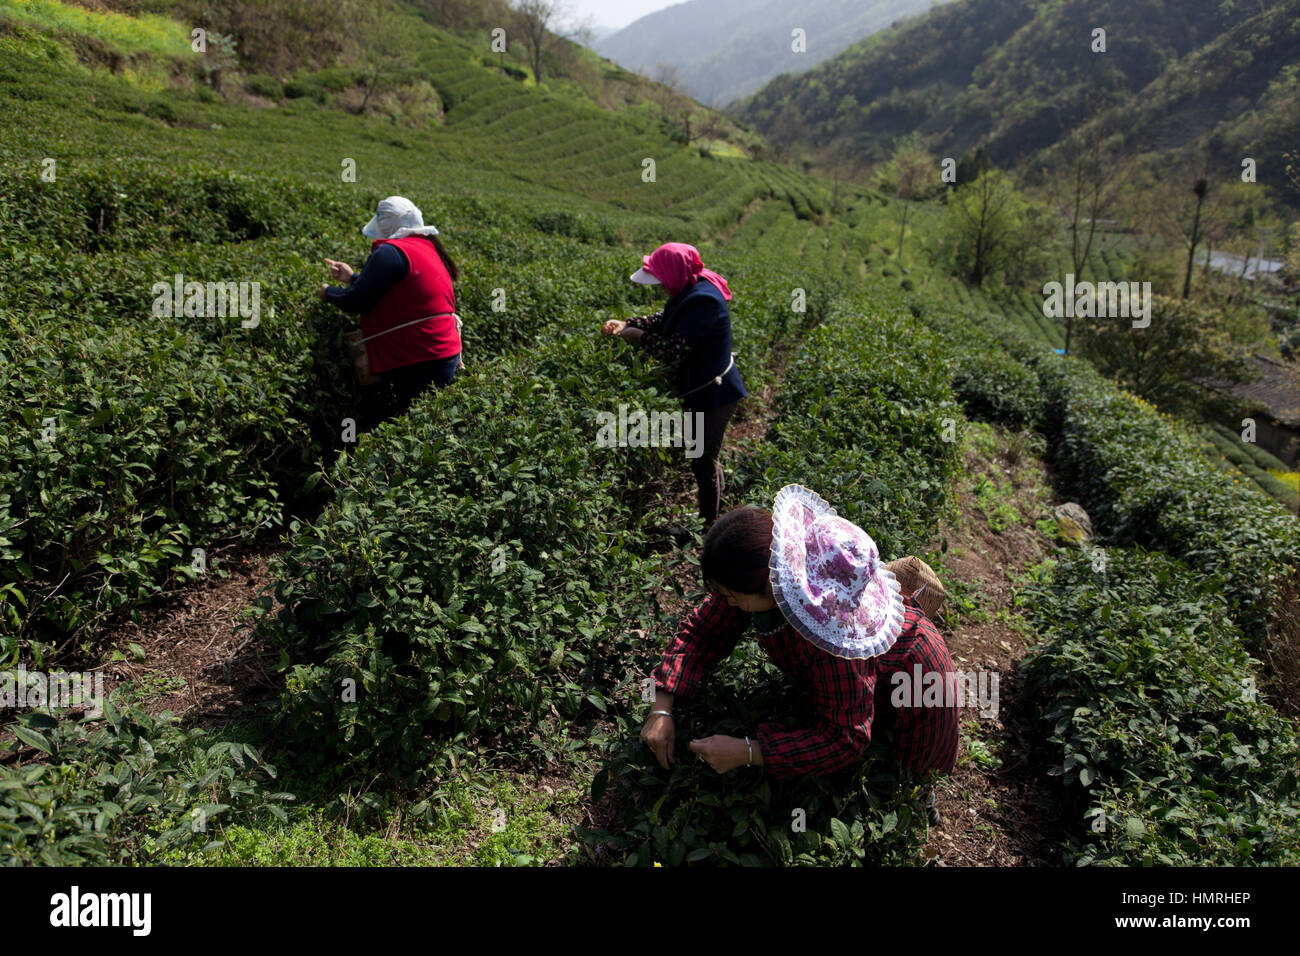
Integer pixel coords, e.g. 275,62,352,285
323,243,408,314
651,592,749,699
624,308,694,362
642,593,748,770
756,655,877,780
626,311,665,333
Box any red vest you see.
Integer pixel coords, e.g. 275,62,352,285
361,236,461,374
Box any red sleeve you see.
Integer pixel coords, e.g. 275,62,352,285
651,593,748,699
757,651,877,779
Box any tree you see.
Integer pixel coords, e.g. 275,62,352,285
694,108,726,155
880,138,935,264
1059,133,1125,354
1078,294,1256,419
198,31,239,93
1182,176,1211,299
511,0,587,85
650,64,695,144
348,0,421,115
947,168,1040,286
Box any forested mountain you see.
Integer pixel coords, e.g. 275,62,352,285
739,0,1300,198
595,0,945,106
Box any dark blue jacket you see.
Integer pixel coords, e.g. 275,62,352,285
325,242,408,313
660,277,747,411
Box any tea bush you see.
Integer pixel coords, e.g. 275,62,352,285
583,640,927,867
261,333,682,781
918,312,1300,648
0,695,293,865
1020,548,1300,865
0,162,352,252
1031,354,1300,646
0,161,379,660
744,297,961,559
948,344,1044,429
1201,426,1299,509
1210,423,1291,473
0,235,353,661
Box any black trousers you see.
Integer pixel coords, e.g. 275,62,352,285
688,399,740,525
359,353,460,432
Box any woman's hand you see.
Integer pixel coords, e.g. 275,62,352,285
324,258,354,283
318,283,330,303
689,735,758,774
641,712,675,770
601,319,628,337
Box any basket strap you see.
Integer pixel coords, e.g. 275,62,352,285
677,352,738,400
359,312,458,345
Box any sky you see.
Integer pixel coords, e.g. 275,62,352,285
564,0,682,33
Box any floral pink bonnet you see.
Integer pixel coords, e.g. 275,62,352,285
769,485,906,659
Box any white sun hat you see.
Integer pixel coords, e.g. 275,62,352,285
362,196,440,240
630,265,661,285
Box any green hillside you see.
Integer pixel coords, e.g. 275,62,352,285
739,0,1300,200
2,0,1299,872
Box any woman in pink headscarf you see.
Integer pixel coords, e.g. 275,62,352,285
600,243,747,527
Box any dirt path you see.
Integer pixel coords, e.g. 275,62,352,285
925,425,1066,866
716,197,767,244
95,548,283,728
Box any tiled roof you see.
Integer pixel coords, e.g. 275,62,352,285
1233,354,1300,427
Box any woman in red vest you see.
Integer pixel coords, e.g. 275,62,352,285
320,196,463,430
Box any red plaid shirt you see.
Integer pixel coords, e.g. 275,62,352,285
652,593,960,780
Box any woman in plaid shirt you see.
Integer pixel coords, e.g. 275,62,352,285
641,486,959,798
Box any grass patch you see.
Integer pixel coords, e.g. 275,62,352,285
0,0,190,56
169,773,581,867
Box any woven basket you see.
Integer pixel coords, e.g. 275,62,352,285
885,556,947,620
345,329,382,387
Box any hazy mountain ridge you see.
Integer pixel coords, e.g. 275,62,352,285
596,0,945,106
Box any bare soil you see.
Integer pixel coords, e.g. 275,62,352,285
94,550,283,728
924,431,1066,866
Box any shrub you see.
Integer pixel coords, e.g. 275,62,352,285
0,162,353,251
261,334,678,782
245,73,284,99
0,233,352,661
0,697,293,865
1020,548,1300,865
1031,354,1300,646
530,209,617,244
1212,423,1290,472
949,346,1043,429
743,298,960,559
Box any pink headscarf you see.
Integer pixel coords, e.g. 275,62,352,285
642,243,732,301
